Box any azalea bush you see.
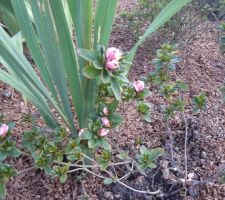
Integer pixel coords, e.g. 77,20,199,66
0,0,192,198
0,43,208,198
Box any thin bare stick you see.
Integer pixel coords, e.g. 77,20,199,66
118,172,131,181
55,160,131,168
116,180,160,195
182,111,188,184
166,121,174,163
17,166,35,175
68,167,106,179
68,164,160,195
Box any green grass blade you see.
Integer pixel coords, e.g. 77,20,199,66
127,0,191,67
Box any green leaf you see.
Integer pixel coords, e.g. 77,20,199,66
88,139,98,149
9,148,21,158
149,148,164,161
7,122,15,131
11,31,23,53
44,166,52,175
68,0,96,128
136,162,147,171
148,163,157,169
81,131,93,140
111,78,121,101
101,138,111,151
108,113,123,128
83,66,101,79
101,70,110,83
93,60,103,70
103,178,113,185
106,100,119,114
49,0,85,133
68,0,92,50
0,0,20,35
78,49,99,62
116,152,128,160
30,0,76,134
0,182,6,198
143,114,151,122
140,145,148,155
192,93,207,112
0,28,59,128
117,73,129,83
0,152,7,161
60,174,67,183
99,161,109,171
94,0,118,47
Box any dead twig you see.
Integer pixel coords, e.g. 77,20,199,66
182,111,188,184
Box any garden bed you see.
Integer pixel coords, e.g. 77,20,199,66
1,0,225,199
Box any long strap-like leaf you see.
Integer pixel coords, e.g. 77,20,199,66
68,0,96,127
94,0,118,48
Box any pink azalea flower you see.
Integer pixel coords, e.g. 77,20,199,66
0,124,9,138
103,107,109,116
133,80,145,92
105,60,119,70
106,47,122,61
98,128,109,137
101,117,111,128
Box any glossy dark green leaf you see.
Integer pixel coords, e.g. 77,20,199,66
101,70,110,83
108,113,123,128
111,77,121,101
83,66,101,79
78,49,99,62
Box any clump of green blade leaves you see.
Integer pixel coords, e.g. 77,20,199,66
10,0,82,136
0,26,61,128
0,0,191,137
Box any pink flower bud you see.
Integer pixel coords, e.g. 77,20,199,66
78,129,85,137
98,128,109,137
105,60,119,70
101,117,111,128
103,107,109,116
133,80,145,92
0,124,9,138
106,47,122,61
